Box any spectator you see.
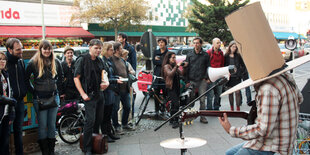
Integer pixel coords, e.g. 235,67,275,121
82,42,88,47
0,51,17,155
111,42,134,134
152,38,168,115
241,67,252,104
224,41,245,111
101,42,121,142
183,37,210,124
206,38,225,110
61,46,79,101
162,52,184,128
25,40,63,155
74,39,107,155
5,38,28,155
118,32,137,71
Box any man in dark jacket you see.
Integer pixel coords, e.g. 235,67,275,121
5,38,28,155
152,38,168,114
61,46,79,101
183,37,210,124
118,32,137,71
74,39,108,155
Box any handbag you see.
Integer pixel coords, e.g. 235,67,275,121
80,133,108,154
38,95,58,110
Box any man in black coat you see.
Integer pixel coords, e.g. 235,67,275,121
5,38,28,155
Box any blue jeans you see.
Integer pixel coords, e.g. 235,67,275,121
226,142,275,155
245,86,252,103
33,95,60,139
13,99,25,155
112,92,130,127
206,81,223,110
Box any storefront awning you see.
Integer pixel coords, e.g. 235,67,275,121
0,26,94,38
89,31,197,37
273,32,306,40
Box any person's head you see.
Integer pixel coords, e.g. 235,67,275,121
64,46,74,61
212,38,221,50
89,39,103,58
113,42,123,57
102,42,114,58
193,37,203,51
161,52,176,76
226,41,238,55
121,49,129,60
118,32,128,43
0,52,7,71
157,38,167,50
32,40,56,78
5,38,23,58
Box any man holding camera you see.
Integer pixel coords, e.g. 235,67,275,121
183,37,210,124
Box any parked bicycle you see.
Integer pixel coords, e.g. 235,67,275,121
57,100,85,144
294,113,310,154
135,72,192,126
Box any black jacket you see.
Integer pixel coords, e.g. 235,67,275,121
185,48,210,82
25,59,64,99
6,52,28,100
0,71,15,124
123,42,137,71
224,53,245,79
61,60,76,93
152,48,168,77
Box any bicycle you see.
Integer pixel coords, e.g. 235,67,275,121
294,113,310,154
57,101,86,144
135,72,192,126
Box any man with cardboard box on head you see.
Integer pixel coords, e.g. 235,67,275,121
218,2,310,155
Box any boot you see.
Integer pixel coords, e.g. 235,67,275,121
38,139,49,155
230,105,234,111
47,138,56,155
108,133,120,140
236,106,240,111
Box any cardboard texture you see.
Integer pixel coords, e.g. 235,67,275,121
225,2,285,81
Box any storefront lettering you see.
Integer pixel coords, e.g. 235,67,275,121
1,8,20,19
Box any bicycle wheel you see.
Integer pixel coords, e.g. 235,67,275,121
58,115,83,144
136,94,151,126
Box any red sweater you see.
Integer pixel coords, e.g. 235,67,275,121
206,48,224,68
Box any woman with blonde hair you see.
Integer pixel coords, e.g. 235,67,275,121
25,40,63,155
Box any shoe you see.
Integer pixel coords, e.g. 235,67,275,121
200,117,208,124
85,151,92,155
122,125,136,131
107,136,115,143
115,126,124,135
108,133,120,140
172,122,179,129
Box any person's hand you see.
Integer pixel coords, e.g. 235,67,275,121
218,113,231,133
185,83,191,88
117,77,124,84
177,62,182,67
9,121,13,125
205,79,211,83
155,56,160,60
60,94,65,100
82,93,90,101
183,62,189,67
100,81,109,90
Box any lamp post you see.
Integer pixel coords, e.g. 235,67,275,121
41,0,46,39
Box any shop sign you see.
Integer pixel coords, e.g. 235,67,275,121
0,1,79,26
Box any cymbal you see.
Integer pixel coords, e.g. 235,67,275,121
160,137,207,149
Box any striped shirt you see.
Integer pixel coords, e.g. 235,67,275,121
229,72,303,155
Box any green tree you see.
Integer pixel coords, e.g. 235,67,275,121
72,0,150,40
186,0,249,45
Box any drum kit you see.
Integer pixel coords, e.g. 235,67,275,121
160,137,207,155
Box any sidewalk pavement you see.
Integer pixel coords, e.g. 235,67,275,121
30,88,252,155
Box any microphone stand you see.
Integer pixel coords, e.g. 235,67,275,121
154,78,228,155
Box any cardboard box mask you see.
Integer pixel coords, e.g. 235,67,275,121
225,2,285,81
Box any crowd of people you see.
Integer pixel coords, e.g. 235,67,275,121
0,31,305,155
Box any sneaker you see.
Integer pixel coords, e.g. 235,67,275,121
122,125,136,131
115,126,124,135
200,117,208,124
108,133,120,140
107,136,115,143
